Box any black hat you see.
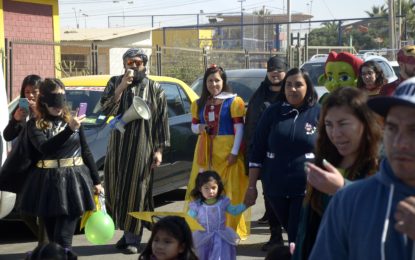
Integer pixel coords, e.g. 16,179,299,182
267,56,289,72
368,77,415,117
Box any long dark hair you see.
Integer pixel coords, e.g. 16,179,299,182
20,74,41,98
190,171,224,201
305,87,382,214
138,216,198,260
35,78,71,129
197,65,232,114
356,60,385,90
277,68,318,107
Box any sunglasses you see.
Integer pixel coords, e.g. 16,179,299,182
208,63,224,72
126,59,144,67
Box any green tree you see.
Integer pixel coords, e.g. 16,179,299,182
398,0,415,40
307,2,415,51
308,21,339,46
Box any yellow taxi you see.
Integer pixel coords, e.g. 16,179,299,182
60,74,199,196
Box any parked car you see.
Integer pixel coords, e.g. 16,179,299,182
191,68,328,101
191,69,267,104
0,56,16,219
2,74,199,220
299,54,328,87
389,60,400,77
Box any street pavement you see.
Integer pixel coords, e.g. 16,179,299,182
0,184,287,259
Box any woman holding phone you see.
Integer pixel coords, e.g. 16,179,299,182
4,74,41,141
2,74,47,245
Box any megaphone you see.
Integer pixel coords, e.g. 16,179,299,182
110,96,151,133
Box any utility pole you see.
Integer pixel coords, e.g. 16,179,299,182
308,0,313,34
237,0,246,49
80,10,88,28
73,8,79,29
388,0,396,59
398,0,402,48
286,0,291,65
263,5,266,51
113,0,134,27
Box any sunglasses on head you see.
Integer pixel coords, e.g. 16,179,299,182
126,59,143,67
208,63,224,72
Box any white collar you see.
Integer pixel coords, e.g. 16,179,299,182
213,92,236,99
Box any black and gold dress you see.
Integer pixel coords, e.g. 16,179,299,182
20,116,100,217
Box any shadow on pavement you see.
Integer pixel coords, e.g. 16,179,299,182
237,242,268,258
72,244,121,256
0,253,27,260
0,221,36,243
154,188,186,207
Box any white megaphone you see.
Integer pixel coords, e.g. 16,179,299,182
111,96,151,133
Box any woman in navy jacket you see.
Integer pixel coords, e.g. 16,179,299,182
244,68,320,244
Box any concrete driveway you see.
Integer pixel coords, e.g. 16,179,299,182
0,184,286,259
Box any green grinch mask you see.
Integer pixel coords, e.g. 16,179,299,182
325,61,357,92
319,51,363,93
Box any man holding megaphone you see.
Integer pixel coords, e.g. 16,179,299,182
100,48,170,254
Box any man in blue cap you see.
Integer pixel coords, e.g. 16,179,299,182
309,79,415,259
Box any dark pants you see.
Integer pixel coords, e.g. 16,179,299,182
266,195,303,243
43,215,79,248
21,213,48,245
264,196,283,243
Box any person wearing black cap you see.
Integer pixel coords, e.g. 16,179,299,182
100,48,170,254
310,78,415,260
243,56,288,251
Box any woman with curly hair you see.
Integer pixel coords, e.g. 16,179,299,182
356,60,387,96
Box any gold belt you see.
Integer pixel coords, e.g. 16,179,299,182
36,157,84,168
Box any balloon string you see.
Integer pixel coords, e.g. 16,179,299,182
99,193,107,214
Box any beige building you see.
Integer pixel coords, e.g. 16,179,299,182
60,27,155,76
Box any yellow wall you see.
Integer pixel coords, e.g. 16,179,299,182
152,28,214,48
1,0,61,77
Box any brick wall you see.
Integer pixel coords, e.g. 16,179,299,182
4,0,55,100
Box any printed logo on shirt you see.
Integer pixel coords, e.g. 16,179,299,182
304,122,317,135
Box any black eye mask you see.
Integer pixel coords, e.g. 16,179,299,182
41,93,66,108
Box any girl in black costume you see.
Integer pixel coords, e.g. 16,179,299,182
19,78,103,252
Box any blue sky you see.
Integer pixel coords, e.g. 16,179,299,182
58,0,387,29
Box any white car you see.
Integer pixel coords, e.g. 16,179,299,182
363,55,398,83
389,60,400,77
0,60,16,219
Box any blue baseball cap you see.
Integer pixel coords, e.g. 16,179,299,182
368,77,415,117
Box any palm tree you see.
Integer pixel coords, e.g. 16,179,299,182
252,7,272,17
396,0,415,40
365,5,388,17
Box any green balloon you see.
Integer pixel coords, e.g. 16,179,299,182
85,211,115,245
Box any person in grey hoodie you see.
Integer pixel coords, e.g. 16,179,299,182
309,78,415,260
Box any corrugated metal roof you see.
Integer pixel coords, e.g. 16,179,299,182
61,27,157,41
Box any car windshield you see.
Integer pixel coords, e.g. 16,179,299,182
191,76,263,102
301,62,325,86
65,87,106,128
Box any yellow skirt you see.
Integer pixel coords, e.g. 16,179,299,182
184,134,251,240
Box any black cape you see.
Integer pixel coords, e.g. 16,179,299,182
0,125,39,193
